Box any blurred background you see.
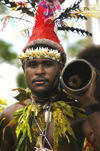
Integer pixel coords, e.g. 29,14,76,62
0,0,100,105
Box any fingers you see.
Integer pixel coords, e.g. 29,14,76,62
62,89,78,101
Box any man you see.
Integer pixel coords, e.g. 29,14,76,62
1,48,100,151
0,1,100,151
77,45,100,150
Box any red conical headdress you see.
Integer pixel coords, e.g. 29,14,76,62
19,1,66,65
1,0,93,65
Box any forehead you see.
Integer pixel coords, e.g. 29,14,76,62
25,58,58,63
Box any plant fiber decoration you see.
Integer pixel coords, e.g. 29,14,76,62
8,88,86,151
1,0,99,36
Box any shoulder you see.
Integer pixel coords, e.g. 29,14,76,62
0,101,25,125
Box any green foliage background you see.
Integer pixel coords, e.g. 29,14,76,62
0,2,7,14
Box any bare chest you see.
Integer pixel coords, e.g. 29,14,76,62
42,120,82,151
11,118,82,151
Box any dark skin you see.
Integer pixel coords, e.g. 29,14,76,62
0,58,100,151
24,59,61,98
77,46,100,149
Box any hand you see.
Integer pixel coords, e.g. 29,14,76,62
35,147,53,151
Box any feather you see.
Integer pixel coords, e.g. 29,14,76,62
0,0,94,37
81,10,100,18
80,4,100,18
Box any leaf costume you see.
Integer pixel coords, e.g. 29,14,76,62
10,88,86,151
0,97,7,114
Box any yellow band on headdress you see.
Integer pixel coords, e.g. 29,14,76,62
19,47,61,61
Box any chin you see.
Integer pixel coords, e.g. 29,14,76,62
28,82,58,96
31,86,54,96
34,88,50,94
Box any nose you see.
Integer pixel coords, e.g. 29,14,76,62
36,64,45,75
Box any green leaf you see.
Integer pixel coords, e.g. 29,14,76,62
16,73,27,89
0,2,8,14
16,133,27,151
12,88,31,101
0,40,17,63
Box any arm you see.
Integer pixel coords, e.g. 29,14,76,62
85,109,100,149
77,72,100,148
0,107,17,151
0,113,11,151
0,128,13,151
65,71,100,149
0,102,26,151
82,120,98,150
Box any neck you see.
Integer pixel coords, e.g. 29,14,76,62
31,89,58,105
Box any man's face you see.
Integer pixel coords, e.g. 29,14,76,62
24,58,61,96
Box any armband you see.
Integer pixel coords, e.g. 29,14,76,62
85,103,100,115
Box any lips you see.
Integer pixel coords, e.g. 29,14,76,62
32,78,48,85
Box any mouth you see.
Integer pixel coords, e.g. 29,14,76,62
32,79,48,85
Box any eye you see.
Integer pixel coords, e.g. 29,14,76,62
44,61,54,67
26,61,37,68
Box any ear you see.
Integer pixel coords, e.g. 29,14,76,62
60,64,64,74
22,61,25,73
